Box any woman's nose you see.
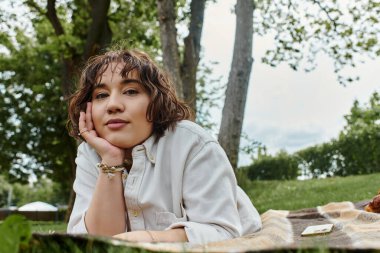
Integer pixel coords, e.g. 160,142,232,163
106,94,124,113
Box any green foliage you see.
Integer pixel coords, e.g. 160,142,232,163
244,150,299,180
108,0,160,52
12,178,64,207
239,133,262,161
0,176,63,208
296,142,337,178
245,173,379,214
195,61,225,131
0,3,80,192
235,167,251,192
296,92,380,177
0,215,32,253
335,92,380,175
255,0,380,85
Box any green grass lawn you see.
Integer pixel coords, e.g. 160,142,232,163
243,172,380,214
31,221,67,233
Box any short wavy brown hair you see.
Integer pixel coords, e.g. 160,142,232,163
67,49,193,139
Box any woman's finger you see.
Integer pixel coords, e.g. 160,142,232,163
86,102,94,130
78,111,86,130
78,111,90,138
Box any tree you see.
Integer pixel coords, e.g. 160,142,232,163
218,0,254,171
0,0,159,216
296,142,337,178
156,0,206,114
335,92,380,175
295,92,380,177
155,0,255,171
245,150,299,180
11,178,62,207
220,0,380,170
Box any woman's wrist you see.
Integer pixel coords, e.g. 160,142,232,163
100,157,124,167
98,148,125,166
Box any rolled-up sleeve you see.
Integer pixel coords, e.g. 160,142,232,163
67,143,99,234
168,141,242,244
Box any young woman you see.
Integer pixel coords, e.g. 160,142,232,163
66,49,261,244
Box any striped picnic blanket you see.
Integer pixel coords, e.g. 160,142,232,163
117,200,380,252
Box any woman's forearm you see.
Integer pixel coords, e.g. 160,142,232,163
114,228,188,242
85,171,126,236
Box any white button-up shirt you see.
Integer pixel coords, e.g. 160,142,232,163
67,120,261,244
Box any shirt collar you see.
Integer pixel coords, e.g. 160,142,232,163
142,134,157,164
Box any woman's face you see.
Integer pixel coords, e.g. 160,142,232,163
91,63,153,149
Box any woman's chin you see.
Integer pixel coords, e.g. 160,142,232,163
105,138,133,149
112,142,133,149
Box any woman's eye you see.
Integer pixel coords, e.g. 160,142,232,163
124,89,139,96
94,93,108,99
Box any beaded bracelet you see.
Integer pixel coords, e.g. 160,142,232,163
96,163,125,179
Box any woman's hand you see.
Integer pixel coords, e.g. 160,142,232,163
79,102,124,165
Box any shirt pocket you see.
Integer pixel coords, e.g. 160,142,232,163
155,211,187,230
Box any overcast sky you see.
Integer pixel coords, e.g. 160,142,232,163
202,0,380,166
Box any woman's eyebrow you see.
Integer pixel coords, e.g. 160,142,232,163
94,78,142,88
120,78,142,85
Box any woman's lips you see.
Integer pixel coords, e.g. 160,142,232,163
107,122,127,129
106,119,128,130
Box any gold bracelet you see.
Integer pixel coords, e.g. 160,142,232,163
146,230,157,243
96,163,125,179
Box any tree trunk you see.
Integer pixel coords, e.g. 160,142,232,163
64,137,78,222
218,0,254,171
84,0,112,60
181,0,206,114
156,0,184,99
46,0,64,35
45,0,74,98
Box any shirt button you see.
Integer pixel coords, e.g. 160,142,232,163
132,210,139,217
